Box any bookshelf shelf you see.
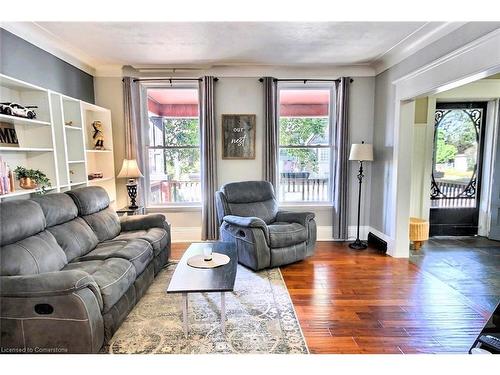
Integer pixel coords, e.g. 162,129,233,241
0,73,116,201
0,114,51,127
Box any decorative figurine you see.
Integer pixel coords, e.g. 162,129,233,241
92,121,104,150
65,121,74,126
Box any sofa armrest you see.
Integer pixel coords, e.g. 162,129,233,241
223,215,268,230
0,270,100,302
120,213,168,232
276,210,315,226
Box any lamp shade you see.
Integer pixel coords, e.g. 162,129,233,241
117,159,144,179
349,143,373,161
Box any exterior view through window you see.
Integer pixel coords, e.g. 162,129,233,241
429,102,487,236
146,87,201,205
278,84,334,203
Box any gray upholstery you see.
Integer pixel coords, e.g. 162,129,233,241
216,180,316,270
268,222,308,248
220,181,279,224
0,186,170,353
47,217,99,262
114,215,170,256
0,230,68,276
63,258,136,313
0,200,46,246
32,193,78,227
66,186,110,216
75,239,153,275
270,242,307,268
81,207,121,242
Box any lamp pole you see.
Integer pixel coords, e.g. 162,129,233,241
349,160,367,249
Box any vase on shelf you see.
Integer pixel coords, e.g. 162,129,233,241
19,177,38,190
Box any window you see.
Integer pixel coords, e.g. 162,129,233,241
278,84,334,203
145,86,201,206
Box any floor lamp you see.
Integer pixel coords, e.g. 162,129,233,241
349,141,374,250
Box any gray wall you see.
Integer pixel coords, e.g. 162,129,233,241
370,22,500,236
0,28,94,103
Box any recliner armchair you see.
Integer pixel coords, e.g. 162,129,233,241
216,181,317,271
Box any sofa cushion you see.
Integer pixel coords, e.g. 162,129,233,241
73,239,153,275
267,222,308,248
111,228,169,256
0,200,46,246
1,230,68,276
47,217,99,262
63,258,136,313
66,186,110,216
221,181,279,224
227,199,278,225
32,193,78,227
270,242,307,268
82,207,121,242
222,181,275,203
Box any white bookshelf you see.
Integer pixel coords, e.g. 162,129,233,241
0,73,117,202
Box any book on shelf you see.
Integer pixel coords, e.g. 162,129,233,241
0,156,15,195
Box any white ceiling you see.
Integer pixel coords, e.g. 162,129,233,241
2,22,464,75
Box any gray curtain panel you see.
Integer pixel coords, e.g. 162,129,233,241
333,77,350,240
263,77,279,188
122,77,146,206
199,76,218,240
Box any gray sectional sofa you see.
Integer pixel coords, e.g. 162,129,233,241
0,186,170,353
216,181,317,271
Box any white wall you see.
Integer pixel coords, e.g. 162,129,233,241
94,73,375,242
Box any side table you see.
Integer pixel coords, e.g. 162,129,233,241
116,206,145,216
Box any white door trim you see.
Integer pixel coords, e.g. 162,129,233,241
388,28,500,257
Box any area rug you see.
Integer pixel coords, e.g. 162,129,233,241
104,263,309,354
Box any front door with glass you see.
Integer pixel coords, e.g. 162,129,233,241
429,102,488,236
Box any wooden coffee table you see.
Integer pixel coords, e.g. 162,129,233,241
166,242,237,337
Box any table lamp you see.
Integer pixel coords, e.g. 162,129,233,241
117,159,143,209
348,141,374,250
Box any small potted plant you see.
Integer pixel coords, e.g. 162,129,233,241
13,166,51,194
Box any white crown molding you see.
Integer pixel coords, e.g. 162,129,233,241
372,22,467,75
1,22,97,76
94,65,124,77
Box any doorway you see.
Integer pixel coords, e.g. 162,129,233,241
429,102,488,236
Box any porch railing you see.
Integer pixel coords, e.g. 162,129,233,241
150,177,329,204
150,180,202,204
279,177,329,202
430,180,476,208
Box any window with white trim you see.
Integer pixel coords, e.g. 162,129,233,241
278,83,335,203
145,86,201,206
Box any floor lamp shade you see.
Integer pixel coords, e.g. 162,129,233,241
349,143,374,161
117,159,143,209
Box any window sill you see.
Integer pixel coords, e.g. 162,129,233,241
280,203,333,211
147,205,202,213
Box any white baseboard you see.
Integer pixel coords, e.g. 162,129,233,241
170,225,398,256
317,225,370,241
367,227,396,255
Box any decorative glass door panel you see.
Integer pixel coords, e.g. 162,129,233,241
429,102,487,236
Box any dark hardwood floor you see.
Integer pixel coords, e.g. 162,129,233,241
169,241,498,354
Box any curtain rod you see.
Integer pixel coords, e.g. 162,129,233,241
258,78,353,83
128,77,219,83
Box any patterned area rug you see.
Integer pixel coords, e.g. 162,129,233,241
104,263,308,354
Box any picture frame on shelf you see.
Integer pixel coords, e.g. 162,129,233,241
0,123,19,147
